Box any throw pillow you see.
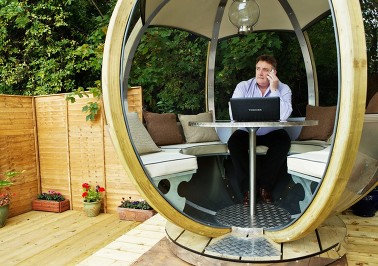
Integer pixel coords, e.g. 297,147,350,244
178,112,220,143
126,112,161,155
298,105,337,141
143,111,184,146
366,92,378,113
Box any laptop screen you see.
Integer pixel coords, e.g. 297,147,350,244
230,97,280,122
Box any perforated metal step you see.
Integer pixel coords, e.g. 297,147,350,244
215,203,292,229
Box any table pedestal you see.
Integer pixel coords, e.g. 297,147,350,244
248,127,258,219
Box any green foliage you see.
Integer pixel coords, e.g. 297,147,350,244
306,16,338,106
65,82,102,121
1,0,376,118
361,0,378,75
0,0,116,96
129,28,306,118
82,101,100,121
129,28,208,114
0,170,25,188
0,175,13,189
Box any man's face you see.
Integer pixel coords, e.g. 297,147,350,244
255,60,275,87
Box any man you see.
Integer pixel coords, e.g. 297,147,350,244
227,54,292,204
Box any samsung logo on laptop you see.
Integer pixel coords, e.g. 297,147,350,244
248,108,262,112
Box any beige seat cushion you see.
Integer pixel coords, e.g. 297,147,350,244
287,146,331,179
178,112,220,143
126,112,161,155
289,140,330,154
140,152,198,178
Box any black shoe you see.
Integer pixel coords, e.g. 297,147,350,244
243,191,249,206
259,188,273,204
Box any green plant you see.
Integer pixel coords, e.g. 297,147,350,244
0,170,25,207
37,190,65,202
65,85,102,121
119,197,153,210
0,170,24,188
82,182,105,202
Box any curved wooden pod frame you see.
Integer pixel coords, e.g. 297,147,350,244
102,0,370,242
266,0,368,242
102,0,230,237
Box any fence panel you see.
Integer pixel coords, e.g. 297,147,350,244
0,95,38,217
2,89,143,216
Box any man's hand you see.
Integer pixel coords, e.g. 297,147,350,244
267,69,279,91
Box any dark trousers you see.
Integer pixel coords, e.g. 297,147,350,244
227,129,291,194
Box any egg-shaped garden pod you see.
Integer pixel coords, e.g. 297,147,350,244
102,0,377,253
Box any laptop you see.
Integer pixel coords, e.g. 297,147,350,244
230,97,280,122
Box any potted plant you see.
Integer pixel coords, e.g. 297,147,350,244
117,197,156,222
32,190,70,213
0,170,24,227
81,182,105,217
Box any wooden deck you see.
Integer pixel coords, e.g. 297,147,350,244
0,210,377,265
0,210,140,266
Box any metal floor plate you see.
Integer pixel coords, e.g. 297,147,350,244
215,203,292,229
206,235,281,258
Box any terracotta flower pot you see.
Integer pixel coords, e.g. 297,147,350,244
0,204,9,228
117,207,156,222
32,199,70,213
83,201,101,217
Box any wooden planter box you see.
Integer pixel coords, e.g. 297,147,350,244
32,199,70,213
117,207,156,222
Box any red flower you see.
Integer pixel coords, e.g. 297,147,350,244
81,182,105,202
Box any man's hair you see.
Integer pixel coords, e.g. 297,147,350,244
256,55,277,69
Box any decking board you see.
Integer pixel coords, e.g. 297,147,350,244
0,210,377,265
0,211,139,266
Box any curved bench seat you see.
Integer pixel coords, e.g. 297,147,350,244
141,152,197,177
287,146,331,180
160,139,329,156
256,140,330,155
140,151,198,211
286,146,331,213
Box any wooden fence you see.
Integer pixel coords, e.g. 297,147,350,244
0,87,142,217
0,95,39,216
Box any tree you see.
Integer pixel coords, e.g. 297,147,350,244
0,0,115,95
361,0,378,75
1,0,375,115
361,0,378,100
129,28,208,114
